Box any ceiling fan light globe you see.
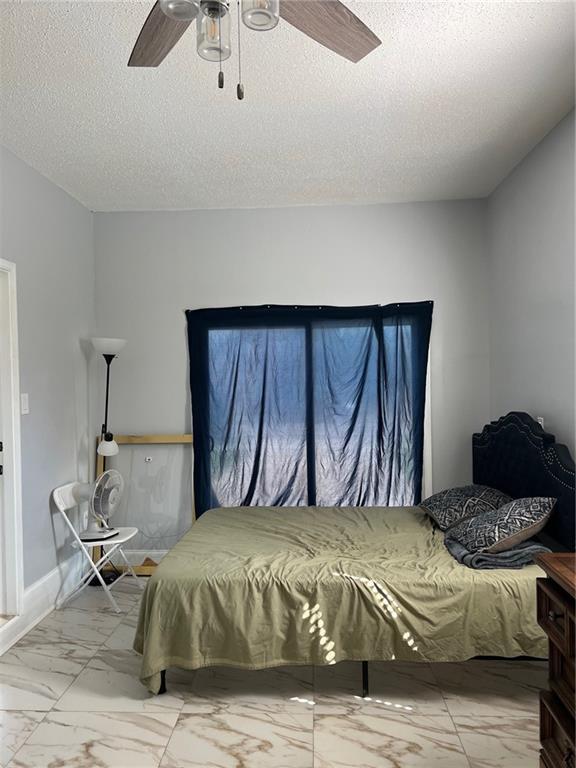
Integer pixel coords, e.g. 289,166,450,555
160,0,200,21
197,9,231,61
241,0,279,31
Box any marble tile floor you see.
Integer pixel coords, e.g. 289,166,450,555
0,580,545,767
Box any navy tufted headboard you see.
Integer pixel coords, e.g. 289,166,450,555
473,412,575,551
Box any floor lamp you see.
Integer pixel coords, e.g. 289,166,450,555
90,337,127,585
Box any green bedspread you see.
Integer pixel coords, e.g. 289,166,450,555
134,505,547,693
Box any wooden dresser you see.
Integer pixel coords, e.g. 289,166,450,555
536,553,576,768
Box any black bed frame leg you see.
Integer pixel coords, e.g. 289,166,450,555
159,669,167,695
362,661,369,698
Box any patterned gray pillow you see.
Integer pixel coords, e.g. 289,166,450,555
446,497,555,554
420,485,513,531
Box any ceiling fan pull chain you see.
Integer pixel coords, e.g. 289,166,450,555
236,0,244,99
218,10,224,88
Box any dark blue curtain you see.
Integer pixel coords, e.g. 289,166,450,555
187,302,433,516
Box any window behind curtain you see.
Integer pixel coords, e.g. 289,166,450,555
187,303,433,516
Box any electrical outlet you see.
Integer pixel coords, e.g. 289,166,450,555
20,393,30,415
536,416,545,429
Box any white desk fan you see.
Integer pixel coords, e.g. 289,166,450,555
53,470,144,613
75,469,124,541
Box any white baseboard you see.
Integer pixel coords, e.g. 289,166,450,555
0,552,84,656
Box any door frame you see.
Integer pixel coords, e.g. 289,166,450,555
0,258,23,615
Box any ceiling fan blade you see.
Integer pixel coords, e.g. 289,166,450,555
280,0,381,63
128,1,192,67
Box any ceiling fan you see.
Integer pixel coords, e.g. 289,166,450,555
128,0,381,98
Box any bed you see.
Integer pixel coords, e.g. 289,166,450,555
134,412,575,694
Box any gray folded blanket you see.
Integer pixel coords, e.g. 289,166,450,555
444,537,550,569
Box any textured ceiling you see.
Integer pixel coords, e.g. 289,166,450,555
0,1,574,211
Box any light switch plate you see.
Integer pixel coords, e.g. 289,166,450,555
20,393,29,415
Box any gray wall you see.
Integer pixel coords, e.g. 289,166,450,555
94,201,490,494
488,111,575,454
0,148,95,587
2,109,573,589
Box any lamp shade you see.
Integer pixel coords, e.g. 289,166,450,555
91,337,127,355
97,438,119,457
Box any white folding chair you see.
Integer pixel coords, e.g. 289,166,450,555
52,481,145,613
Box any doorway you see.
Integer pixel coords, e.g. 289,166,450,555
0,258,23,617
